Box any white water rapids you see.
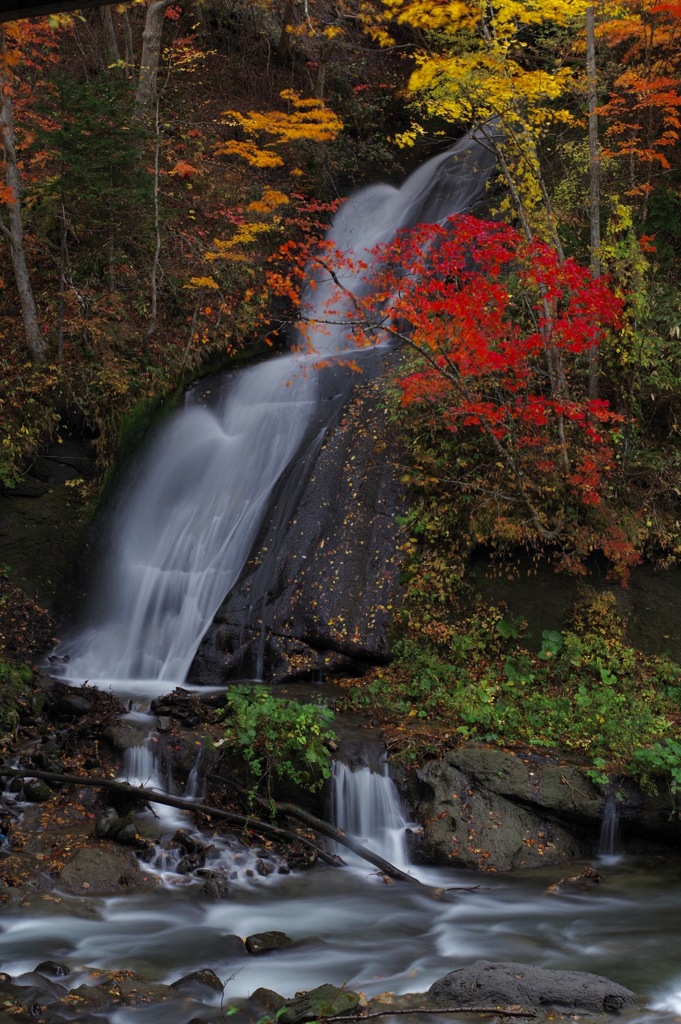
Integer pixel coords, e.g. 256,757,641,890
5,133,681,1023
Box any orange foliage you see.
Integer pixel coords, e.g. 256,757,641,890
598,0,681,194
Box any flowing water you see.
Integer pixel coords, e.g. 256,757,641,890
51,129,497,700
4,766,681,1023
6,133,681,1020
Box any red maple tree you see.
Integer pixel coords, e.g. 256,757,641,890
270,214,635,576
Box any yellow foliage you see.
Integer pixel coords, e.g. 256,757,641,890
185,276,219,290
215,140,284,168
373,0,587,241
206,221,276,261
247,188,290,214
222,89,342,151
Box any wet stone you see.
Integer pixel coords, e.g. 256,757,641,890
249,987,286,1014
245,931,294,955
157,716,172,732
95,808,119,839
34,962,70,978
22,780,51,803
428,961,638,1015
176,853,205,874
220,935,248,957
171,829,208,855
95,809,138,844
279,983,360,1023
171,968,224,995
50,693,91,718
2,971,67,1006
197,872,231,899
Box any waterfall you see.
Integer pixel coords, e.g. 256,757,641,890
331,758,411,871
598,787,621,861
51,130,496,696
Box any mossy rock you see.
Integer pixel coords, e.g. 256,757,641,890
280,983,360,1024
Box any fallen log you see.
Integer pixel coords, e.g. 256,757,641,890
328,1009,537,1021
0,766,415,881
208,771,420,885
0,766,338,865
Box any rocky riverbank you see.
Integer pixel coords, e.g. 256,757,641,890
0,953,640,1023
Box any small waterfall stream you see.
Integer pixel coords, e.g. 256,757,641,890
331,758,411,872
598,787,622,862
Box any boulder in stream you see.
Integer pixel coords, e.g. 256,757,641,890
428,960,637,1015
407,746,598,870
58,844,158,894
279,983,361,1023
170,967,224,995
245,930,293,954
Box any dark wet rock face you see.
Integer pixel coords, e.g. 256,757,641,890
170,968,224,995
0,432,97,607
189,370,409,685
428,961,637,1015
406,743,681,870
407,746,594,871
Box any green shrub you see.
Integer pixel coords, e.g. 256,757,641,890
347,589,681,784
0,657,32,736
221,685,336,793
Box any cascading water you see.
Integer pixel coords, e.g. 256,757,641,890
50,129,497,697
598,787,622,862
331,756,412,872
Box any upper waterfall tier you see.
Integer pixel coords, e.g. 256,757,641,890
50,131,496,695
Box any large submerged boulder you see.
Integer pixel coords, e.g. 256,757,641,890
428,961,637,1016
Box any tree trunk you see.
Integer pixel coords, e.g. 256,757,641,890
586,4,601,400
135,0,173,111
100,5,121,68
145,96,162,350
276,0,295,62
58,202,66,363
0,29,46,362
122,8,135,82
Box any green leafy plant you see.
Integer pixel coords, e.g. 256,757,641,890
347,588,681,784
0,657,32,736
221,685,336,793
631,740,681,796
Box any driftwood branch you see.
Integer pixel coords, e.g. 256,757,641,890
208,772,421,886
0,765,420,884
0,767,338,865
329,1009,537,1021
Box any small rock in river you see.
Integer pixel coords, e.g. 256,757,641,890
171,968,224,995
22,780,52,803
245,931,293,955
428,960,637,1015
279,983,360,1023
176,853,205,874
34,961,70,978
197,870,231,899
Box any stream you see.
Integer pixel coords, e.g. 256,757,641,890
3,762,681,1024
4,131,681,1022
